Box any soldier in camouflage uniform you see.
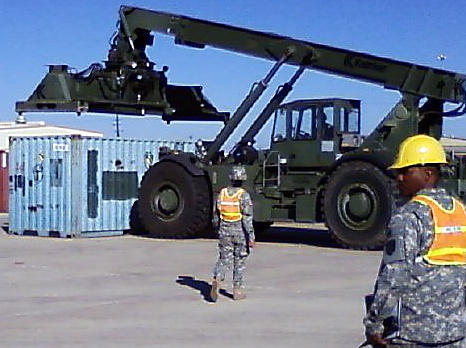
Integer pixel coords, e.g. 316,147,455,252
364,135,466,348
210,165,255,302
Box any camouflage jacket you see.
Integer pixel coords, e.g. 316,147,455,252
364,187,466,344
212,186,255,242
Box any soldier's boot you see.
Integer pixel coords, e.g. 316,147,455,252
210,279,221,302
233,286,246,300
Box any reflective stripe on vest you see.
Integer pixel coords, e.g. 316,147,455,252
218,188,245,222
412,194,466,265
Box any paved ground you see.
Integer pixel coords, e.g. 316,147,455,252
0,213,381,347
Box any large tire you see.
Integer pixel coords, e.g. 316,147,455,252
323,161,393,250
138,161,211,238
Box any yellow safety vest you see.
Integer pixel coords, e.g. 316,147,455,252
218,188,245,222
412,195,466,265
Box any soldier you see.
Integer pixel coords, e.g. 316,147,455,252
210,165,255,302
364,135,466,347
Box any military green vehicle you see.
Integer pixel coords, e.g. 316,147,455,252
16,6,466,249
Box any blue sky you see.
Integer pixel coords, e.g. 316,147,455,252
2,0,466,149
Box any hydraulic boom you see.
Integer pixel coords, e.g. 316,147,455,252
114,6,466,103
17,6,466,118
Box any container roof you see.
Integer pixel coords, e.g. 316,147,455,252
0,121,103,151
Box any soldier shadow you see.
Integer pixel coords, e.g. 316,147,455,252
176,275,232,302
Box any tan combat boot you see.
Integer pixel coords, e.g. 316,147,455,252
233,286,246,300
210,279,221,302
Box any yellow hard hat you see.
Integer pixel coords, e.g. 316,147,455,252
389,134,447,169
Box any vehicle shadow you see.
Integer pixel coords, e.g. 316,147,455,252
131,224,354,250
256,224,343,249
2,214,338,249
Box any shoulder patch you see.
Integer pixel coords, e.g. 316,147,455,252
383,235,405,264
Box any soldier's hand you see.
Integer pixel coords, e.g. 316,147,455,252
365,333,388,347
248,240,256,248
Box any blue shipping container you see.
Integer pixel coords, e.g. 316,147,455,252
8,135,194,237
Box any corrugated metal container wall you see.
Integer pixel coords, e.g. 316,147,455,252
0,150,8,212
8,135,195,237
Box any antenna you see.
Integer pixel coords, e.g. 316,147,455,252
113,113,122,137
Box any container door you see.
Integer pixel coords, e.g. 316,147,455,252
9,137,72,236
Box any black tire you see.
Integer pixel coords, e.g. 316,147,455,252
323,161,392,250
129,200,148,235
138,161,211,238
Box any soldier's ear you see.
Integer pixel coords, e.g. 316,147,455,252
423,166,438,183
423,168,433,182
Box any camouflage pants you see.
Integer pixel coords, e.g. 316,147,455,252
213,232,249,287
388,338,464,347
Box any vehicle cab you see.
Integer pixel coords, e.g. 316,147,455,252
269,98,363,168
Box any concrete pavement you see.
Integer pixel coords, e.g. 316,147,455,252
0,213,381,347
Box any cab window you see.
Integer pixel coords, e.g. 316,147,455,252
272,107,287,142
338,106,360,133
290,107,316,140
319,106,334,140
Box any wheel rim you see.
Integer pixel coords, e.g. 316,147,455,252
152,184,183,221
337,183,378,231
